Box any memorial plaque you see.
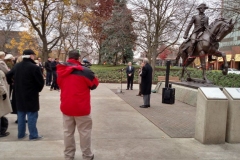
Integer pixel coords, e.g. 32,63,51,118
224,88,240,100
199,87,227,100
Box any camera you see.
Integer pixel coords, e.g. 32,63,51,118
82,59,92,68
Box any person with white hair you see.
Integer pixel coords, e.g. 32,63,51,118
0,51,10,74
4,54,14,70
126,62,135,90
0,70,12,138
140,58,152,108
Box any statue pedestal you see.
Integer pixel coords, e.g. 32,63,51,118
223,88,240,143
195,87,228,144
158,82,199,106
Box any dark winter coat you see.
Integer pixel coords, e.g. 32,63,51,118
6,58,44,112
141,63,152,95
126,66,135,77
45,60,52,72
51,61,58,72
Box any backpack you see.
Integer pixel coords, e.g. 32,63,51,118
0,116,8,134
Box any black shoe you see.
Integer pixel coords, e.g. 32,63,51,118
0,132,10,138
91,154,94,160
139,105,148,108
131,88,133,90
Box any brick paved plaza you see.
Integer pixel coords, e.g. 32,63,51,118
1,83,240,160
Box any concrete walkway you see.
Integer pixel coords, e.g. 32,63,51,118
1,83,240,160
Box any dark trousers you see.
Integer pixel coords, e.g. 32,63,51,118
143,94,150,106
127,76,134,89
46,71,52,86
50,71,59,90
0,117,2,134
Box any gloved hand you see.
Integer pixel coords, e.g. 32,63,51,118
2,94,6,100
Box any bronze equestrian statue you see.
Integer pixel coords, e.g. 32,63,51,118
175,9,234,83
183,3,215,61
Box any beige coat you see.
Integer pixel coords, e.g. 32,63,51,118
0,59,10,74
138,68,142,84
0,70,12,117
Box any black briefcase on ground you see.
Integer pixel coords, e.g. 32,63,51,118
162,88,175,104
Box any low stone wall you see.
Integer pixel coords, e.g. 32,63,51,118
157,82,198,107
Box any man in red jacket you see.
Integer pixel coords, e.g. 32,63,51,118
57,49,99,160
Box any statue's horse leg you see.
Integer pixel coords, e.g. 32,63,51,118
214,51,228,75
199,51,211,83
180,56,195,81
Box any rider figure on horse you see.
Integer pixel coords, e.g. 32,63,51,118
183,3,215,61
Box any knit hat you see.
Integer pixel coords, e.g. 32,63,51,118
68,49,81,60
23,49,36,55
4,54,14,60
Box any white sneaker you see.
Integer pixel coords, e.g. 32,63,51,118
30,136,43,141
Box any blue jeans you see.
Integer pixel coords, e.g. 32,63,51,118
17,111,39,139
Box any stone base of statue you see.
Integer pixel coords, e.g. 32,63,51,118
186,78,213,84
157,81,217,107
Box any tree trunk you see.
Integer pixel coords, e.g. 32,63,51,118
114,53,117,66
42,38,49,62
98,43,102,64
98,51,102,64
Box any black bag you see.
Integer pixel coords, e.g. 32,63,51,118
0,116,8,134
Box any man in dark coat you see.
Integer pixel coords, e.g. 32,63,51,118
50,58,59,91
44,57,52,86
126,62,134,90
140,58,152,108
37,57,44,74
6,49,44,140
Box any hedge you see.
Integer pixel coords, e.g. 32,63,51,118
91,65,240,87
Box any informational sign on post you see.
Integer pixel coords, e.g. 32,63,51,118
223,88,240,143
195,87,228,144
224,88,240,100
200,87,227,100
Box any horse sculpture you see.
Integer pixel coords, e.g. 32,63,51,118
175,18,234,83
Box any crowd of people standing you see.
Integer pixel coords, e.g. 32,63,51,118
0,49,99,160
0,50,152,160
0,50,63,139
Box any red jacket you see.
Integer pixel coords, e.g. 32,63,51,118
57,59,99,116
